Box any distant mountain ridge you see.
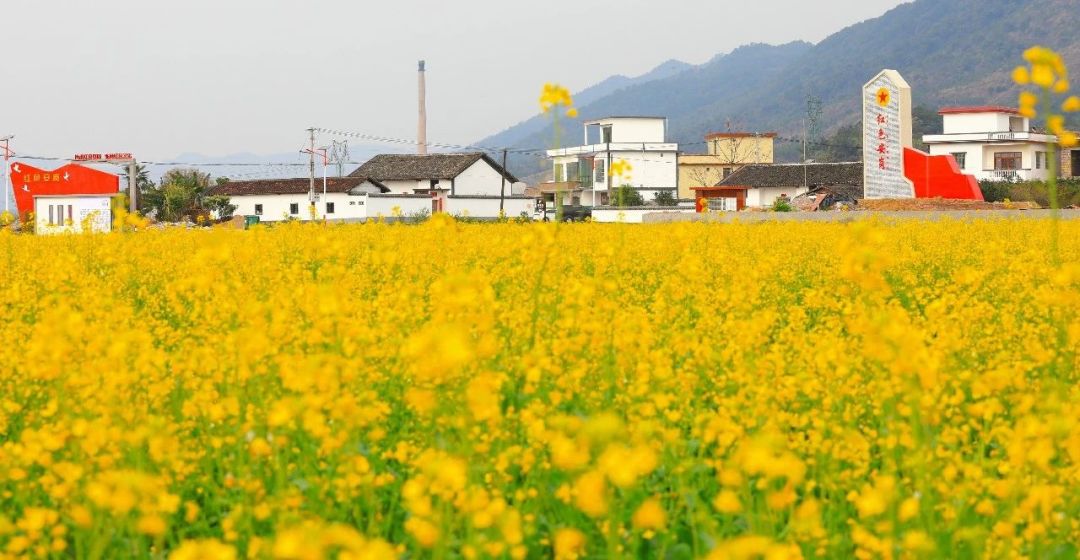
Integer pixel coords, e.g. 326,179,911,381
480,58,693,152
480,0,1080,176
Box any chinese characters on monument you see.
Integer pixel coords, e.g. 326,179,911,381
862,70,914,199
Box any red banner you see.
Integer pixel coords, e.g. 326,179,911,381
9,162,120,216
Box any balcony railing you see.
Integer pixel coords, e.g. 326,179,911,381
983,168,1037,182
534,181,582,193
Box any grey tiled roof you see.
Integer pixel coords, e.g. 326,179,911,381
209,177,388,196
348,153,518,183
717,162,863,189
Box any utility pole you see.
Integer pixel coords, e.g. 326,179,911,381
499,149,508,213
128,160,138,214
307,128,316,210
301,133,328,220
320,147,328,220
802,119,808,191
0,135,13,215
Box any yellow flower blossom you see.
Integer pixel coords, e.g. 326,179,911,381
632,498,667,531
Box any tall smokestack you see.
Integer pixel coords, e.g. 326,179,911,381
418,60,427,155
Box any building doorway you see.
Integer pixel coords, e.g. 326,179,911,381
1071,149,1080,177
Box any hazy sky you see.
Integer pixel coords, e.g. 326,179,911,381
2,0,906,161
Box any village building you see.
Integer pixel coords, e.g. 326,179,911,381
677,132,776,199
34,193,119,234
698,162,862,210
1063,141,1080,179
208,177,415,222
922,106,1066,182
543,117,679,208
348,152,531,218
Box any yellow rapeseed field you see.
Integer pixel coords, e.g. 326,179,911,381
0,217,1078,559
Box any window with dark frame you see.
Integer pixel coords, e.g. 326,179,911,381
254,204,263,215
566,161,580,183
994,152,1022,170
326,202,335,214
289,203,299,214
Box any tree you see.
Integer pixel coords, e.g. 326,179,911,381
139,168,226,223
653,190,677,206
203,195,237,220
118,163,154,192
613,185,645,207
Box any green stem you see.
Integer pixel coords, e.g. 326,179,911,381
1042,90,1060,265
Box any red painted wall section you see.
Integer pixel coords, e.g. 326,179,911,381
9,162,120,216
903,147,983,201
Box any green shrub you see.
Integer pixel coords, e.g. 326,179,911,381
613,185,645,207
982,179,1080,207
772,197,794,212
653,190,677,206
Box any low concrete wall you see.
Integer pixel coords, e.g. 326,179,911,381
643,209,1080,223
592,206,695,223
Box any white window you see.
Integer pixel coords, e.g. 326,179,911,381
950,152,966,169
1035,151,1048,169
595,160,606,183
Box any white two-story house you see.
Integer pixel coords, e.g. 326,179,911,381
922,106,1057,182
543,116,679,207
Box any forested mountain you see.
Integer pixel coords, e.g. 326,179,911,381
481,0,1080,177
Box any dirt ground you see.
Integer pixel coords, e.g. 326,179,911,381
855,198,1041,211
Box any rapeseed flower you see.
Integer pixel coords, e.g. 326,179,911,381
0,217,1077,557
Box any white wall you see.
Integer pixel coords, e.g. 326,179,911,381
380,180,425,194
598,149,678,192
587,118,666,143
363,194,433,218
34,195,113,234
942,113,1023,134
592,207,694,223
230,192,537,221
443,196,533,218
453,160,520,196
746,186,808,208
231,192,366,221
927,141,1053,181
927,144,982,174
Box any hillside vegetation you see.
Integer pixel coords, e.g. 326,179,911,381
483,0,1080,176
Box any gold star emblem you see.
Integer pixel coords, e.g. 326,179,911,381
876,87,891,107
